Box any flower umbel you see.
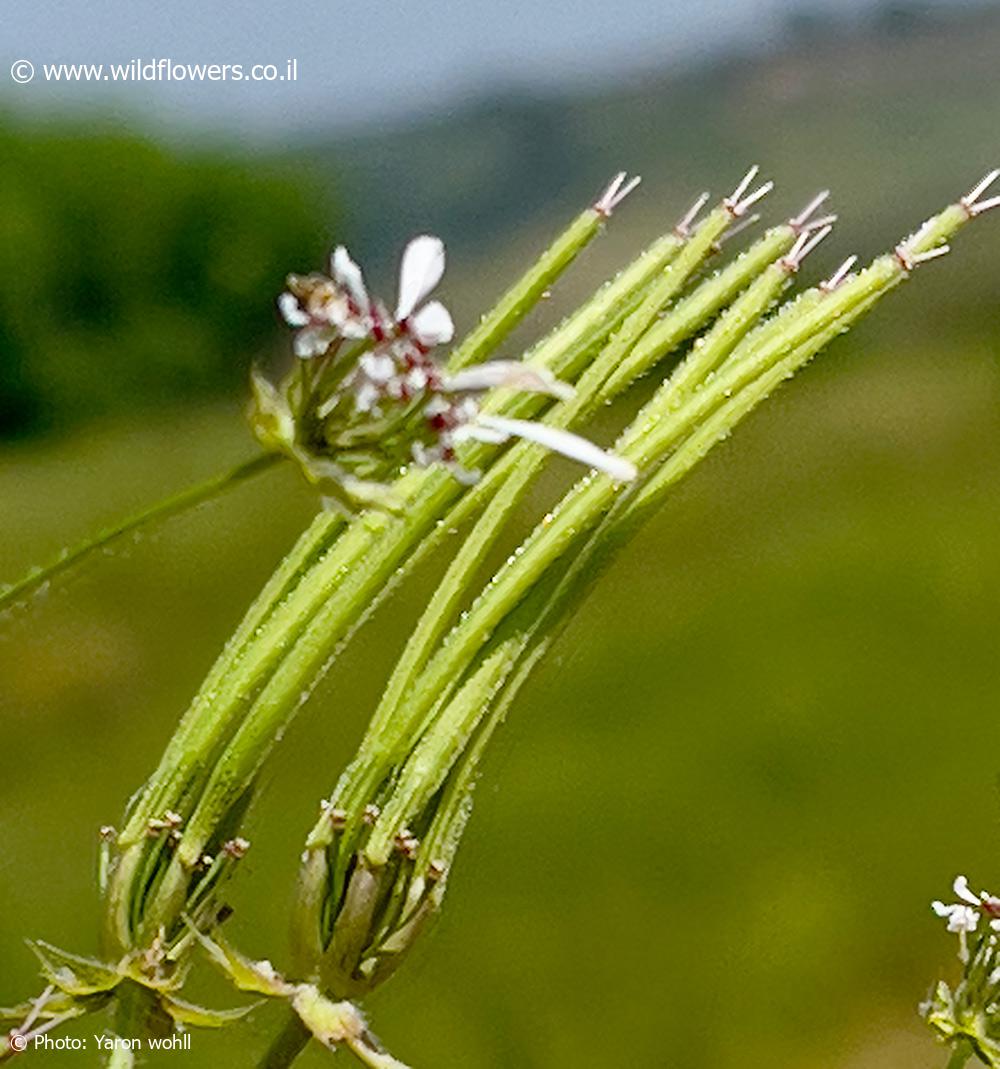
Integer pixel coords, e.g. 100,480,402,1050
933,876,1000,938
925,874,1000,1066
260,234,635,508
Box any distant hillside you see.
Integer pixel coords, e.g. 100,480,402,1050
281,1,999,367
297,2,1000,277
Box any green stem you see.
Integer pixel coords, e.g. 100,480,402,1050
113,981,170,1044
945,1038,974,1069
447,206,606,372
342,227,794,848
359,206,972,862
115,507,343,845
118,209,686,925
258,1008,312,1069
598,222,792,399
0,452,279,613
139,209,721,925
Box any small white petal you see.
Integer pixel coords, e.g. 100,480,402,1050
424,394,451,418
360,352,396,384
405,367,429,392
952,907,980,934
932,901,980,934
331,246,370,312
278,292,309,328
409,300,454,346
340,317,372,340
444,362,574,401
293,325,336,359
475,415,637,482
955,876,980,906
396,235,446,321
354,381,381,413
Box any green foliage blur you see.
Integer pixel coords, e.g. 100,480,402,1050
0,118,333,439
2,7,1000,1069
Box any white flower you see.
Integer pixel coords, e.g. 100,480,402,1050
291,323,340,359
390,236,454,346
280,236,455,363
396,235,447,322
932,899,981,935
279,268,369,357
359,352,396,385
349,352,400,414
932,875,1000,934
278,291,309,328
276,232,638,496
278,288,338,357
405,366,430,392
415,381,636,484
354,381,381,414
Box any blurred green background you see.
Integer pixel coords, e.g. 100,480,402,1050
2,4,1000,1067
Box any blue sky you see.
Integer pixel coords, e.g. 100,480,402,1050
0,0,982,138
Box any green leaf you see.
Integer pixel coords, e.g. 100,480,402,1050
158,992,260,1029
2,992,99,1044
27,940,121,996
249,368,296,454
1,1001,35,1027
190,929,291,997
118,953,189,993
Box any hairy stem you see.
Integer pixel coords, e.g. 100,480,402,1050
0,452,279,612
